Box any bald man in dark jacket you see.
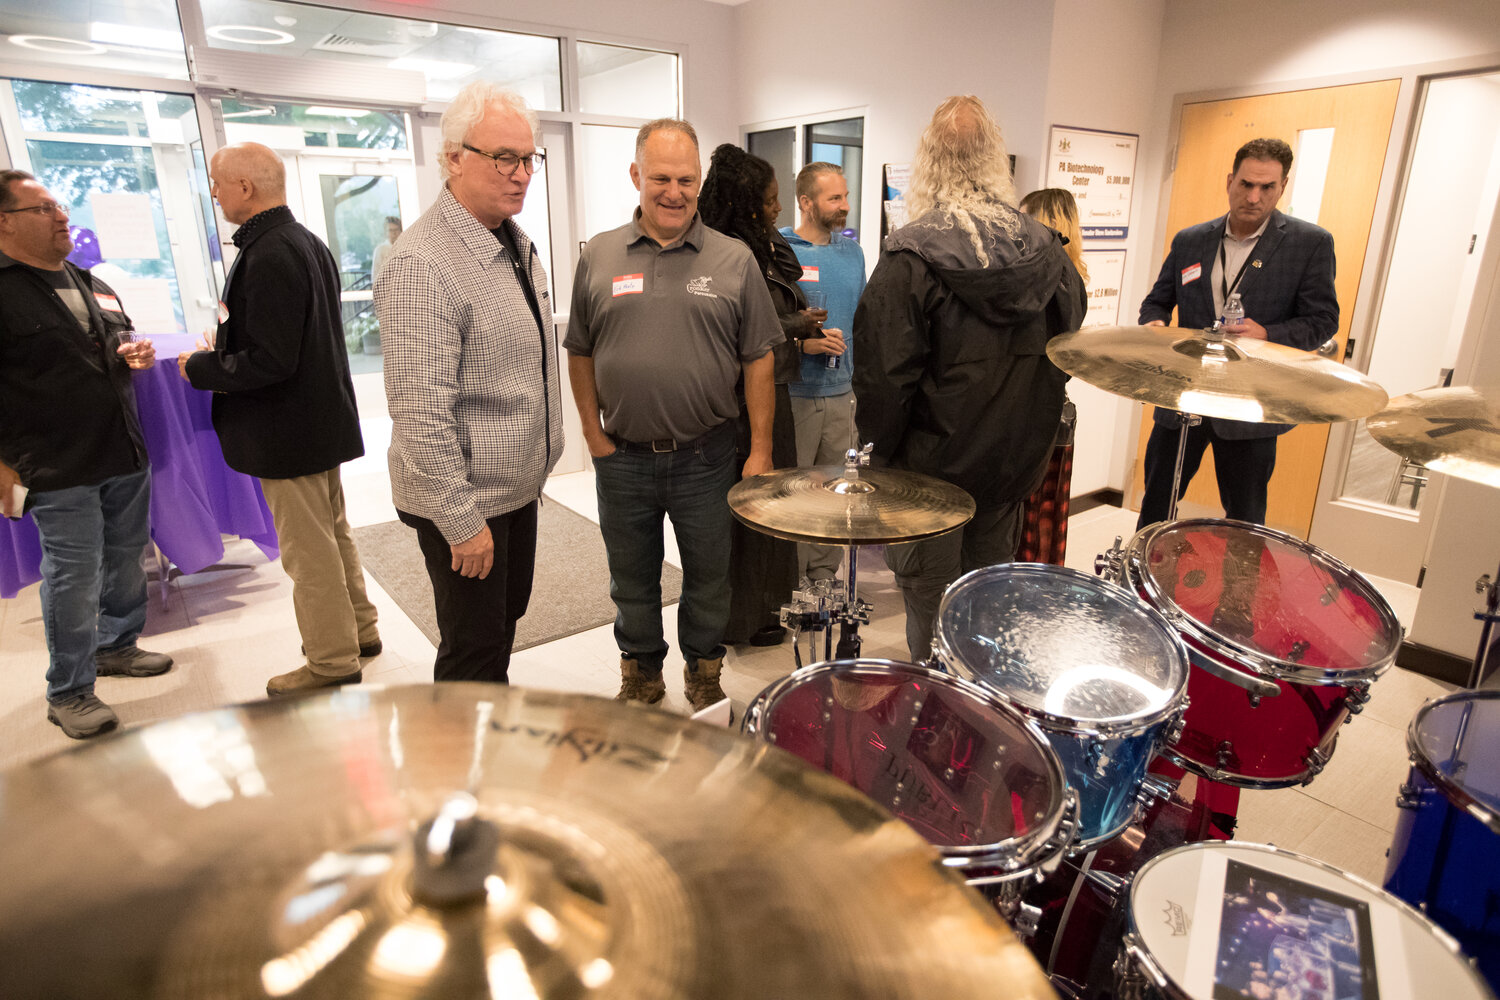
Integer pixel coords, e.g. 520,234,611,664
181,142,379,694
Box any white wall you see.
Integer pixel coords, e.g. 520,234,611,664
733,0,1057,268
733,0,1172,496
1364,75,1500,399
1040,0,1167,495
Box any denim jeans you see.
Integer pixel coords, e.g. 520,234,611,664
593,422,737,672
29,468,151,702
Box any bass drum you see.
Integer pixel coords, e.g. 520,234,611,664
1123,518,1400,788
1119,841,1496,1000
1385,689,1500,995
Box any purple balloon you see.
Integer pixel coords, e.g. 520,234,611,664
67,226,103,269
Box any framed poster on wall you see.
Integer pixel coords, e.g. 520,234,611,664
1045,126,1138,240
1081,249,1127,327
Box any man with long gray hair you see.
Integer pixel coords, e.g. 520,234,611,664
376,82,563,685
853,95,1086,660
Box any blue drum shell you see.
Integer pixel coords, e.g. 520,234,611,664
1384,762,1500,991
1037,717,1175,850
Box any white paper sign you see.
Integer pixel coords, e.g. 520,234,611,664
1044,126,1138,240
103,276,181,336
1081,249,1127,327
89,192,161,260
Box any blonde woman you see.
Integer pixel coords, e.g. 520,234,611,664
1020,187,1089,283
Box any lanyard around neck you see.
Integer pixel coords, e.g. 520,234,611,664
1219,235,1254,303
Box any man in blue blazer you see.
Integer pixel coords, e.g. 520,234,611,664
1135,137,1339,529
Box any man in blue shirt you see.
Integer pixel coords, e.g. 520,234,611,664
780,162,865,581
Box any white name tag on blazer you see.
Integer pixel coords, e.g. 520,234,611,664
93,292,122,312
800,266,820,282
612,273,644,297
1181,263,1202,285
218,301,230,323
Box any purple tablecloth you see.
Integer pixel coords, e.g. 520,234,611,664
0,334,278,598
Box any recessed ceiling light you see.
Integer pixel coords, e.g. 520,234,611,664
8,35,108,55
206,25,295,45
305,106,371,118
273,16,297,27
89,22,183,51
388,56,475,79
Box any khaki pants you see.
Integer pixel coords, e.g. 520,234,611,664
790,391,856,581
259,468,379,678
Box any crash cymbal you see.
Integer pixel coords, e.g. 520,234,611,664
1367,385,1500,489
0,685,1052,1000
1047,325,1388,424
729,465,975,544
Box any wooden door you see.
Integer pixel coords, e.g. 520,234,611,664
1128,80,1401,537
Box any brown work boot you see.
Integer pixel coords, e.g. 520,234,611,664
266,666,362,697
683,656,728,713
616,656,665,704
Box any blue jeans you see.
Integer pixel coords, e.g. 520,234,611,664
593,422,737,672
29,468,151,702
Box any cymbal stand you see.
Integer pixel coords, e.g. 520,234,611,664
781,438,874,669
1166,413,1204,522
1467,556,1500,688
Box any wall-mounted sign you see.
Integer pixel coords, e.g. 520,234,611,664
882,163,910,239
1045,126,1138,240
1081,249,1127,327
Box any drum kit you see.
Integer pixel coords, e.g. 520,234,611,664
0,324,1495,998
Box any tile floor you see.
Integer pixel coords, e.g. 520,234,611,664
0,456,1471,890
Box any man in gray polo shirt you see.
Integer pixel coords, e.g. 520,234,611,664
566,118,780,712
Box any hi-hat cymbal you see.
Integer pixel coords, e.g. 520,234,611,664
1047,325,1388,424
1367,385,1500,489
0,685,1052,999
729,466,975,544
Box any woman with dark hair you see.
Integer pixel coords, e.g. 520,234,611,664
699,143,823,646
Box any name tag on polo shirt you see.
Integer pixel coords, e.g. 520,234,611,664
1181,262,1202,285
800,266,819,282
94,292,123,312
612,273,644,297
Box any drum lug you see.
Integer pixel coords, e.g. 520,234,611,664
1093,536,1125,582
1216,740,1235,770
1164,705,1188,747
1011,900,1043,939
1346,684,1372,715
1302,745,1333,783
1136,774,1177,811
1395,781,1422,810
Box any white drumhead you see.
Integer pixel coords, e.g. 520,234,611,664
1128,841,1493,1000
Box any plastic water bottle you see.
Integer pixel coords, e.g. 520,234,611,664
1222,291,1245,329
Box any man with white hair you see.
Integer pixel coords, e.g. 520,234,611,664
375,82,563,685
853,96,1086,660
180,142,378,695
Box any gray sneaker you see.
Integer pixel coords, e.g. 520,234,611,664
47,692,119,739
95,645,173,677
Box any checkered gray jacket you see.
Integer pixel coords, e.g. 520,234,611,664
375,187,563,544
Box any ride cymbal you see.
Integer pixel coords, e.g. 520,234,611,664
0,684,1053,1000
729,466,975,544
1047,325,1388,424
1367,385,1500,488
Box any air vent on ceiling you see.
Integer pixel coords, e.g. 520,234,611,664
313,34,411,58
